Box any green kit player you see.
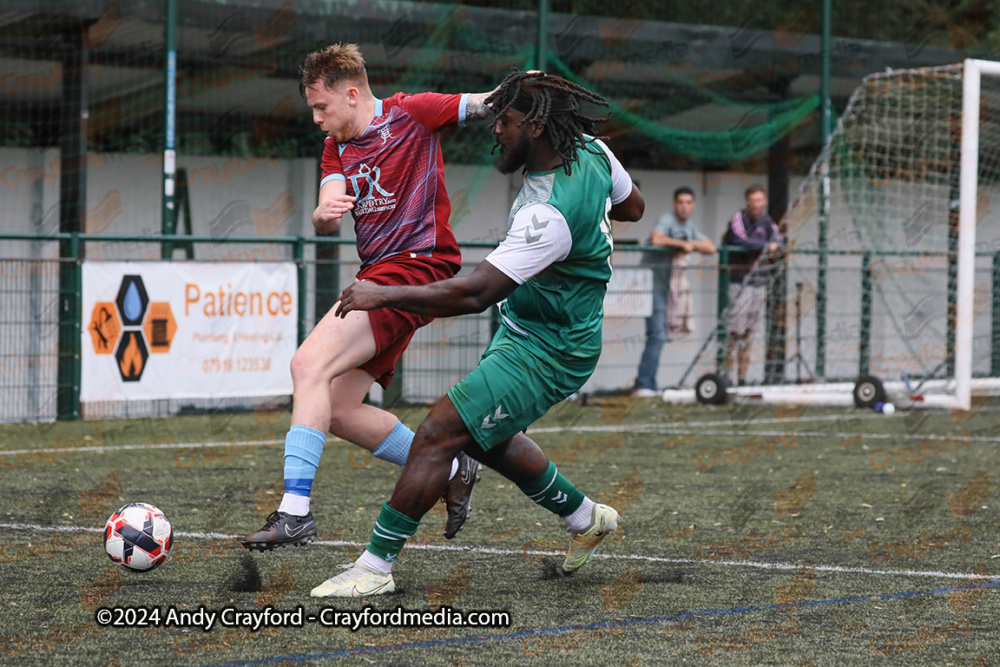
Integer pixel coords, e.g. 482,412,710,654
315,70,645,597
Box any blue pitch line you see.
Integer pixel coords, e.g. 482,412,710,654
196,579,1000,667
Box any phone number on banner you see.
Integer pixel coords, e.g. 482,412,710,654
202,357,272,373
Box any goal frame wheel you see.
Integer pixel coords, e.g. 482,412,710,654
853,375,886,408
695,373,728,405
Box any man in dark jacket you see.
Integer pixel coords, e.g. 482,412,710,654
723,184,781,386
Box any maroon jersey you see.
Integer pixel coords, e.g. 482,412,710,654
320,92,468,270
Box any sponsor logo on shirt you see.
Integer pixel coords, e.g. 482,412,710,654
348,163,397,216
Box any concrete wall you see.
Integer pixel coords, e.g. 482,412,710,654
0,148,317,246
0,146,806,416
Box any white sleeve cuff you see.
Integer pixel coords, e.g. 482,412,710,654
320,173,346,188
458,93,470,127
484,255,524,285
592,138,633,205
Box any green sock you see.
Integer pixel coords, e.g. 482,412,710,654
518,461,585,517
367,502,421,562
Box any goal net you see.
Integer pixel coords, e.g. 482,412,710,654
681,59,1000,411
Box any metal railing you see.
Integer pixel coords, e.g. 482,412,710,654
1,233,997,423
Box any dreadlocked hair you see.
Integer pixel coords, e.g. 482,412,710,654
485,71,611,176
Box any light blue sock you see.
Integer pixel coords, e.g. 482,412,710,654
283,425,326,497
371,420,414,466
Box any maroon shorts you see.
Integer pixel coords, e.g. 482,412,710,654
350,253,458,389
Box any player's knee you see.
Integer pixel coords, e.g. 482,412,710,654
512,435,548,468
290,348,326,386
411,423,462,461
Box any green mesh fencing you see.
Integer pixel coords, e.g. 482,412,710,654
720,62,1000,396
1,0,997,420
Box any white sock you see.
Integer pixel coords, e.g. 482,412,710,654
277,492,310,517
565,497,596,532
449,457,459,481
358,549,394,574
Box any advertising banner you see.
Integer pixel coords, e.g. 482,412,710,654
81,261,296,401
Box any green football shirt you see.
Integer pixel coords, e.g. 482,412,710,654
485,138,634,361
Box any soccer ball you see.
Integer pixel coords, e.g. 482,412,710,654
103,503,173,572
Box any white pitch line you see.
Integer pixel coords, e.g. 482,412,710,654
0,438,283,458
0,413,885,460
1,522,995,582
529,412,887,433
532,428,1000,442
665,429,1000,442
4,424,999,460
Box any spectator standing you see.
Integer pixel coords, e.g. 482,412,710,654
633,187,715,397
722,184,781,386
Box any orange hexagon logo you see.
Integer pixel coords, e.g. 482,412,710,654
143,302,177,353
88,302,121,355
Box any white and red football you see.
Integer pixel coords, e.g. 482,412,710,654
103,503,173,572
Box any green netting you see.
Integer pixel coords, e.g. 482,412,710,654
768,63,1000,389
4,0,990,175
2,0,999,420
546,52,821,164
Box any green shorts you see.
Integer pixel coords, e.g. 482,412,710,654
448,324,598,451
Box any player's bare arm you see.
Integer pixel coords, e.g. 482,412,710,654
313,179,356,235
336,261,517,318
610,184,644,222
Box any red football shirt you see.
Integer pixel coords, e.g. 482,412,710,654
320,92,469,270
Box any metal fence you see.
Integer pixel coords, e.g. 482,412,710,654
0,233,496,424
2,233,998,424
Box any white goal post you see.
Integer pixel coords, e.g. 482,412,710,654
952,58,1000,411
663,59,1000,411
